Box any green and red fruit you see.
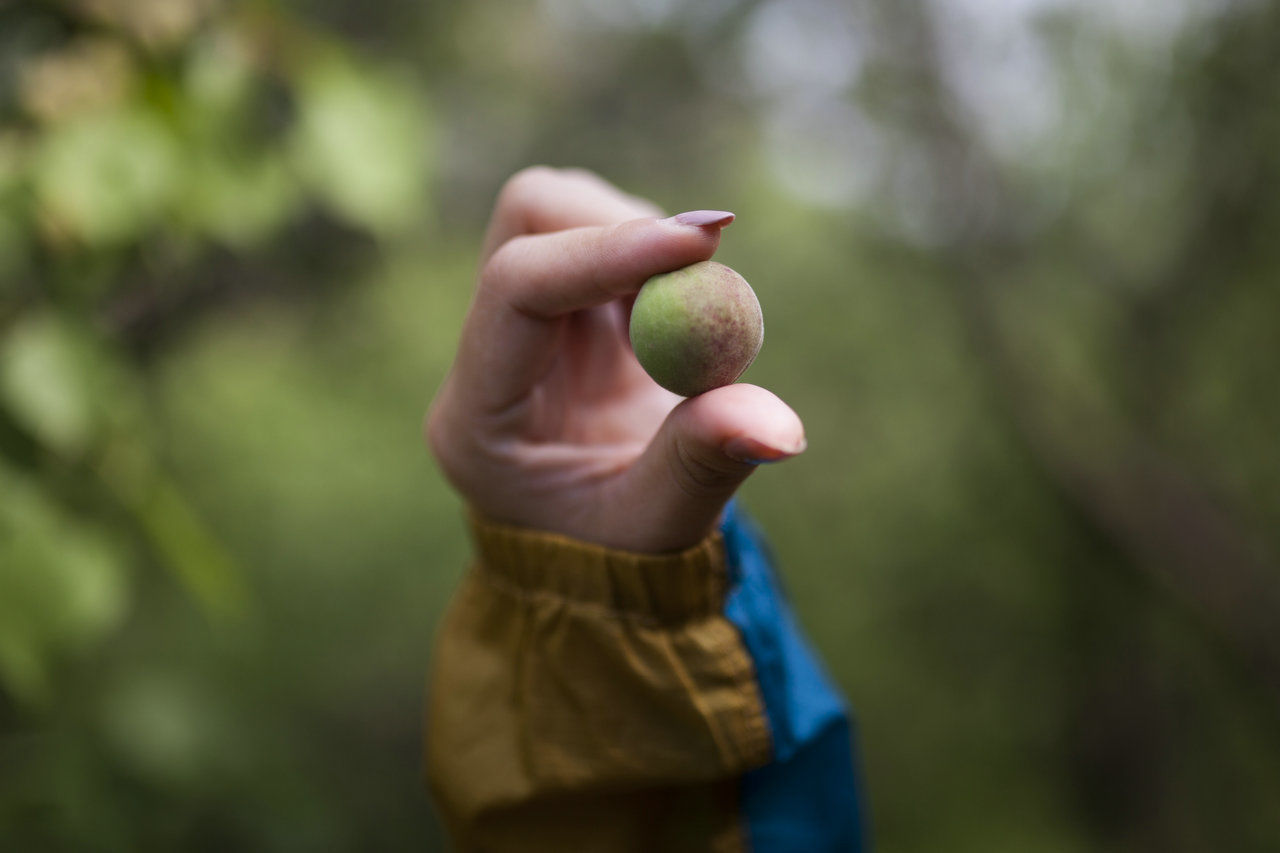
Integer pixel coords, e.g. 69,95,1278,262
628,260,763,397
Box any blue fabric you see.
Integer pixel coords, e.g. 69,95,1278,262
721,502,868,852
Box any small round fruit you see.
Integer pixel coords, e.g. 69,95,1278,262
628,260,764,397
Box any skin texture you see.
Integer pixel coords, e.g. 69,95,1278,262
630,261,764,398
425,167,805,553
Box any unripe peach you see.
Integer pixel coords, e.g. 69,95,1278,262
628,260,763,397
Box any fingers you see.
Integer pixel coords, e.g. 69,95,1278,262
455,215,731,412
611,383,807,553
486,216,727,319
482,166,664,260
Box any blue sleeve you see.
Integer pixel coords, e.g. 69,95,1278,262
721,502,870,852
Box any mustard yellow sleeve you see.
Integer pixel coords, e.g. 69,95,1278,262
424,514,773,852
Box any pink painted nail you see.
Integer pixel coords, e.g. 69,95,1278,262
667,209,736,228
723,436,807,465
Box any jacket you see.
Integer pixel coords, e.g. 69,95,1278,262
425,502,867,851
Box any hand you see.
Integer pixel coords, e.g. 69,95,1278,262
425,167,806,553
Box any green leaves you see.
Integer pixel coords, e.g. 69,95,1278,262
4,19,434,264
0,313,247,697
0,9,435,721
1,3,436,847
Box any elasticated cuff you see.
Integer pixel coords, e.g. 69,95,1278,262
467,513,730,624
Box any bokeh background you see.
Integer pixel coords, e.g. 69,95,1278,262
3,0,1280,850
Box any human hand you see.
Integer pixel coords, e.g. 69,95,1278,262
425,167,805,553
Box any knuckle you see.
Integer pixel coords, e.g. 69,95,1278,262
424,403,470,493
478,236,529,299
423,402,450,463
497,165,557,213
669,437,741,499
558,166,605,187
423,387,492,503
424,387,464,470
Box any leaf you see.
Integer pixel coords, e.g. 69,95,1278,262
0,313,97,455
0,463,131,705
0,131,23,194
95,439,249,619
182,150,299,248
184,25,255,120
290,58,431,234
33,106,180,246
0,210,25,283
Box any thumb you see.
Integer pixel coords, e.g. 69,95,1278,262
617,383,806,553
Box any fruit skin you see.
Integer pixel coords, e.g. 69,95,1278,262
628,260,763,397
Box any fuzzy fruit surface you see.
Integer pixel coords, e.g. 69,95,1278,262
628,260,764,397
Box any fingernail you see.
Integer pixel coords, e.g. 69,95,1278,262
666,209,736,228
723,436,807,465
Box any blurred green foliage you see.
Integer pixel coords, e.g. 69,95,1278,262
2,0,1280,851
